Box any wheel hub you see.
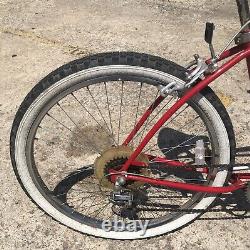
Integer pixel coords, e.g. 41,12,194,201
94,145,149,189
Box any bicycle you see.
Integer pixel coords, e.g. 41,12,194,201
10,4,250,239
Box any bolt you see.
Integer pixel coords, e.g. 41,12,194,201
115,176,126,187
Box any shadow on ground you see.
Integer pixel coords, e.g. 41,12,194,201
52,145,250,222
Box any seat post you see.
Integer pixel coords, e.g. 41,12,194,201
236,0,250,91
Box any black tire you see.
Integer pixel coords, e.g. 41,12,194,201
10,52,235,239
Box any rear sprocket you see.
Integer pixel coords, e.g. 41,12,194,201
94,145,149,189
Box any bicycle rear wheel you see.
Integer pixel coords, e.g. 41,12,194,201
10,52,235,239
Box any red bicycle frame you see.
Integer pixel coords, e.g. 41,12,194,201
115,41,250,193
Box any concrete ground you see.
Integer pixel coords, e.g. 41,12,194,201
0,0,249,249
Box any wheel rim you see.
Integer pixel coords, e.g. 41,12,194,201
16,66,230,236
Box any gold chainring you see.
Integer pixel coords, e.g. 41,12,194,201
94,145,149,189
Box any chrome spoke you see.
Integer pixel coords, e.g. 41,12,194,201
31,78,214,224
144,114,201,153
146,96,176,126
46,112,101,154
36,125,88,151
117,81,124,144
145,141,210,154
131,82,143,147
104,82,115,143
86,86,118,145
164,103,190,127
132,89,160,144
71,92,117,146
56,102,80,130
163,130,207,155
